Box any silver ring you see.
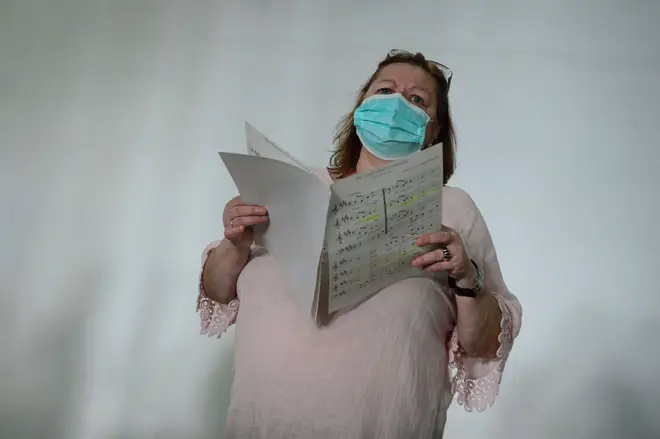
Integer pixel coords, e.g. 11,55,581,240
441,247,451,261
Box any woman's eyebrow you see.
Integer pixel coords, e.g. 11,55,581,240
373,78,395,86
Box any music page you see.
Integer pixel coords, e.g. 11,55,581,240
324,145,444,314
245,122,310,172
220,151,330,316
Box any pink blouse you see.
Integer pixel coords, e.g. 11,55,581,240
197,177,522,439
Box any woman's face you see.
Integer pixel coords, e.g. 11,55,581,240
363,62,440,147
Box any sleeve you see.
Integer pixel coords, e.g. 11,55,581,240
196,240,240,338
447,190,523,412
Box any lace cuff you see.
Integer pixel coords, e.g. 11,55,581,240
196,241,240,338
448,291,516,412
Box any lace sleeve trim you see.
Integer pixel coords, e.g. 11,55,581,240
197,287,239,338
196,244,240,338
448,291,514,412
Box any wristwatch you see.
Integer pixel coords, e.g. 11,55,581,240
448,259,484,298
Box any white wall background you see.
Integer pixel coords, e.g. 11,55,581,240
1,0,659,438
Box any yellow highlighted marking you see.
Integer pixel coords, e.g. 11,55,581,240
359,214,381,223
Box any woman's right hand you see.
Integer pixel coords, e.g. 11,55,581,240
223,196,269,251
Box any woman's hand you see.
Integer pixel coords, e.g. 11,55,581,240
223,196,269,251
202,197,267,304
411,226,477,287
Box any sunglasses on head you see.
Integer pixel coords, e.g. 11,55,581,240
386,49,453,90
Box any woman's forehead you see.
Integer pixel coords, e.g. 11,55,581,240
373,63,436,89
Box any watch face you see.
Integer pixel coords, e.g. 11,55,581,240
475,269,484,291
474,268,484,295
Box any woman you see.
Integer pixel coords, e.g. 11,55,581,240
198,50,522,439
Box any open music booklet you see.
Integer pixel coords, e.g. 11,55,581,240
220,123,444,323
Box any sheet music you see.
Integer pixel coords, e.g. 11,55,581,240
220,151,330,316
221,122,445,321
243,122,314,246
312,243,330,324
245,122,310,172
324,145,444,314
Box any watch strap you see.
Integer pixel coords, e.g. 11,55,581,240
448,259,483,298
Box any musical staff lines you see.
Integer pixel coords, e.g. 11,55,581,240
326,164,444,308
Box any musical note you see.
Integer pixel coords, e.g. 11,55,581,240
337,242,363,254
324,145,444,313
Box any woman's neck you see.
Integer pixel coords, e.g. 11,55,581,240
355,149,389,174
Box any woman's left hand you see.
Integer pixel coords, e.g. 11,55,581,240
411,226,477,285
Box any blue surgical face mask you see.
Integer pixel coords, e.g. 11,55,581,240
353,93,431,161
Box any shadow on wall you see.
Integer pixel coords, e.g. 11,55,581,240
0,262,100,439
108,338,236,439
496,363,660,438
493,308,660,439
105,261,238,439
203,339,236,437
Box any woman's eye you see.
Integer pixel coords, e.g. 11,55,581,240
376,88,393,94
410,95,425,105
